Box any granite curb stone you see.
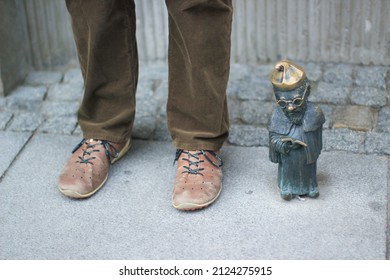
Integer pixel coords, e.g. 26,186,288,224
41,101,80,117
312,82,350,104
63,68,83,84
6,86,47,111
365,132,390,155
237,78,273,101
228,124,269,147
376,107,390,132
47,83,83,101
38,115,78,135
152,121,171,141
25,71,63,86
355,66,387,89
318,104,333,129
7,112,44,132
323,63,353,86
323,128,365,153
227,98,240,123
301,62,322,82
240,101,274,125
351,87,387,107
132,115,156,139
72,125,82,136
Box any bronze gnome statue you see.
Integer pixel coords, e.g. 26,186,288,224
268,60,325,201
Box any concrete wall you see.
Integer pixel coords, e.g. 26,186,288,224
232,0,390,65
1,0,389,95
25,0,390,68
0,64,4,96
0,0,31,96
23,0,76,69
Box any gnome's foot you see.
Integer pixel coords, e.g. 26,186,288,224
308,187,319,198
280,190,293,201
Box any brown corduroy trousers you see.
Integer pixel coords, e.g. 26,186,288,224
65,0,232,150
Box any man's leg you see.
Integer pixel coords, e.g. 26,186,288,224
66,0,138,142
165,0,233,210
58,0,137,198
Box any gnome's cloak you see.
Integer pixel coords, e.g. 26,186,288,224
268,102,325,196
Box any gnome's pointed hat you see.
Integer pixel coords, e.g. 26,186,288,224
270,60,306,91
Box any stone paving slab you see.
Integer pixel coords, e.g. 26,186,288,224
332,105,376,131
0,111,13,130
0,131,31,177
0,134,387,260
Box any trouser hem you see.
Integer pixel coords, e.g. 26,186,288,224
82,133,131,144
173,140,225,151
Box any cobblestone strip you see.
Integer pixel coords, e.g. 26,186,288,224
226,62,390,156
0,62,389,155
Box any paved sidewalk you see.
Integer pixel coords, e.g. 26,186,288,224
0,132,388,260
0,62,389,259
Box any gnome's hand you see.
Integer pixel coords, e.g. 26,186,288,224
280,137,307,153
282,140,303,153
285,141,302,150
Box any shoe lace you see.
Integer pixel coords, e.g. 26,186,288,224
174,149,223,176
72,138,119,165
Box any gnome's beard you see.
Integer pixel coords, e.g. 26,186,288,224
283,106,306,125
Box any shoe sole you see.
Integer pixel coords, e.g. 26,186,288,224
59,174,109,199
172,183,223,211
111,138,132,164
58,138,132,199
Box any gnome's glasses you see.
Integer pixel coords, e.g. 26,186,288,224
276,85,308,109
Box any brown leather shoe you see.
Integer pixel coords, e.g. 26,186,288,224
172,149,223,211
58,138,131,198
